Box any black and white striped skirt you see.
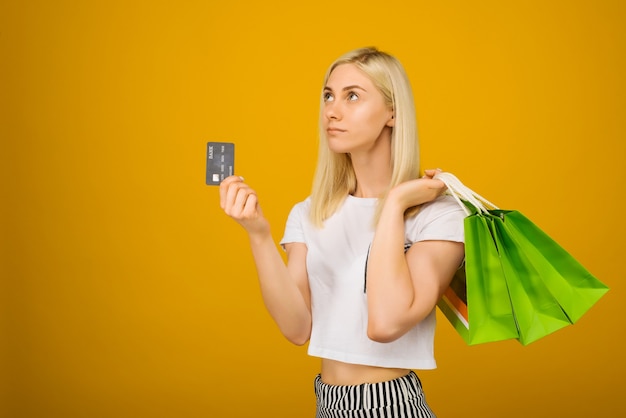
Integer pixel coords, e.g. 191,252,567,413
314,371,436,418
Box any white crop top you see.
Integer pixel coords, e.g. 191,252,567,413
280,194,465,369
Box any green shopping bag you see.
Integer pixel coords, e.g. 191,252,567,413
498,210,609,323
491,212,574,345
438,213,519,345
435,172,609,346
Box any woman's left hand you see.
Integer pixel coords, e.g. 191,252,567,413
422,168,443,179
386,168,447,211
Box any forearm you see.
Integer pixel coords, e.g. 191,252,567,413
366,200,416,339
218,176,311,344
248,232,311,345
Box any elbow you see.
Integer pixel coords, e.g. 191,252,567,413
290,336,309,346
287,336,309,346
367,319,403,343
367,307,431,343
283,324,311,346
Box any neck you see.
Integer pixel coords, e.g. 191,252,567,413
350,135,392,198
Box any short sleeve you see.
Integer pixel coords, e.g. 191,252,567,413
405,195,466,244
279,198,311,249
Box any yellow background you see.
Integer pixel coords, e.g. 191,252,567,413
2,1,624,417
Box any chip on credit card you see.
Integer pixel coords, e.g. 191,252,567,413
206,142,234,185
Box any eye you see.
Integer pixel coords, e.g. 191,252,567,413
347,92,359,101
323,92,334,102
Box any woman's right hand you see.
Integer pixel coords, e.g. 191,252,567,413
219,175,270,237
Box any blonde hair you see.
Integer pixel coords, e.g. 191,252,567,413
309,47,420,226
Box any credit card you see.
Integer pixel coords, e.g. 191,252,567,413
206,142,234,185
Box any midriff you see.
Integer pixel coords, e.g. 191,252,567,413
320,358,410,386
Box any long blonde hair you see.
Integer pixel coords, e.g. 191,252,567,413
309,47,420,227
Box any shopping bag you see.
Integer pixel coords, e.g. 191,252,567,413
438,213,519,345
491,212,574,345
497,210,609,323
434,172,609,345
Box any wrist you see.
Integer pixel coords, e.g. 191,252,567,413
381,191,409,220
385,187,410,213
247,229,273,246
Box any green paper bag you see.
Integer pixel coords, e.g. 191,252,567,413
435,172,609,346
491,213,573,345
498,210,609,323
438,213,519,345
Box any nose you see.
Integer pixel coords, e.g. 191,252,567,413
324,101,341,121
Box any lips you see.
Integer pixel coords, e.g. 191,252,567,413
326,127,346,134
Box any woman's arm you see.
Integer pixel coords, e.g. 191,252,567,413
365,173,464,343
219,176,312,345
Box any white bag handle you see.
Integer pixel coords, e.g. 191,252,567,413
433,172,499,216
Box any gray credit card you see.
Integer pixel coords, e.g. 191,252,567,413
206,142,234,185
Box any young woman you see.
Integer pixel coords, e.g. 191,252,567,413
219,47,466,417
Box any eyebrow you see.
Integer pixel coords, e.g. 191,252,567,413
323,84,368,93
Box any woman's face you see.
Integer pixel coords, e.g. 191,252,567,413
322,63,394,155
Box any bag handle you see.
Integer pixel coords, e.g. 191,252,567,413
433,172,499,216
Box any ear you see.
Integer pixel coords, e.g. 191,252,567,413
386,109,395,127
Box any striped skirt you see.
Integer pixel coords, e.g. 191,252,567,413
314,371,436,418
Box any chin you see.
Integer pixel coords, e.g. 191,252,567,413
328,137,363,154
328,147,350,155
327,142,351,155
